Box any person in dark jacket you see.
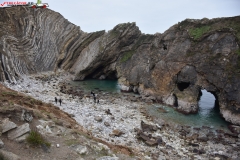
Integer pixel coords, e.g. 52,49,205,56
91,91,95,97
59,98,62,106
94,96,97,103
55,97,58,104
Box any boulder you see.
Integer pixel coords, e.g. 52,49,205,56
21,110,33,122
119,84,133,92
141,121,157,132
228,125,240,134
94,116,103,122
72,145,88,155
15,133,29,143
176,100,198,114
164,95,177,106
112,129,124,137
99,75,106,80
0,149,20,160
104,122,110,127
0,118,17,133
145,140,158,146
8,123,30,140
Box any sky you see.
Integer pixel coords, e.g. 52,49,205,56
1,0,240,34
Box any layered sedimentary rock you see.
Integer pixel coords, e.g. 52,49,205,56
0,7,240,125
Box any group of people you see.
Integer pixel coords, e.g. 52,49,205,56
55,97,62,106
91,91,99,104
54,91,99,106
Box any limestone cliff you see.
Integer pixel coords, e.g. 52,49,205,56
0,7,240,125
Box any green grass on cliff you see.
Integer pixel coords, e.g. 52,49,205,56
180,17,240,41
121,50,135,62
189,26,211,40
26,130,51,147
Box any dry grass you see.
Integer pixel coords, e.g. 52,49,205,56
0,84,77,128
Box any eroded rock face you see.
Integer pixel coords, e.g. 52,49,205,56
0,7,240,124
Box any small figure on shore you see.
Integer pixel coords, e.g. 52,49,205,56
94,96,96,103
55,97,58,104
97,99,99,104
91,91,95,97
59,98,62,106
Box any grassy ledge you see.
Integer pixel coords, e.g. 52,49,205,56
189,26,211,40
120,50,135,63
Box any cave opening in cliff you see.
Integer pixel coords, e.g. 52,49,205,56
85,66,104,79
106,70,117,79
177,82,190,91
198,89,220,116
86,66,117,80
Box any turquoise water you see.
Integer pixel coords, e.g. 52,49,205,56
69,79,121,93
148,90,229,130
70,80,229,129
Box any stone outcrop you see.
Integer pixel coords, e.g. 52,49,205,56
8,123,30,140
0,118,17,133
0,150,21,160
0,7,240,124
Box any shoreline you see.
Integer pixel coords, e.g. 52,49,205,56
3,71,240,159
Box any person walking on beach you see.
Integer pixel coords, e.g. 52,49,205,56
59,98,62,106
91,91,95,97
94,96,96,103
55,97,58,104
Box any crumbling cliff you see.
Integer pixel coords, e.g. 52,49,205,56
0,7,240,125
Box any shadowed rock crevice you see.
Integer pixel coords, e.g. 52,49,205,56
177,82,190,91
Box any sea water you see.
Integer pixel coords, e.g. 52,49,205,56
70,79,121,93
148,90,229,130
70,80,229,130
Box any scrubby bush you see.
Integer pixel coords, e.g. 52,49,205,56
26,130,51,147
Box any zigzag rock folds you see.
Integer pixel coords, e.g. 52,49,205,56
0,7,240,125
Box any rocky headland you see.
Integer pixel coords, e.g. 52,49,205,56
0,6,240,159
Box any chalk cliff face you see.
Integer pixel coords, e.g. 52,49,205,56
0,7,240,125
